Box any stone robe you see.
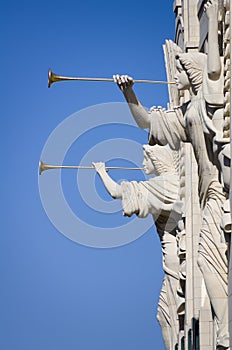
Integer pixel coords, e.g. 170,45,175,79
120,174,182,349
147,94,229,348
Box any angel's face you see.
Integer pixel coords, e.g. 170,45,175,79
142,153,154,175
174,60,190,91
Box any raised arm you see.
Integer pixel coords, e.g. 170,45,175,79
92,162,122,199
113,75,151,129
205,0,221,80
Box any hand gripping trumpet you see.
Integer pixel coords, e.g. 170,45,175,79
39,160,144,175
48,69,175,88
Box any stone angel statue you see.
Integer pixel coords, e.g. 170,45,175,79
93,144,183,350
112,0,229,348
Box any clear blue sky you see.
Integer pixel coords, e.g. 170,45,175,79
1,1,175,349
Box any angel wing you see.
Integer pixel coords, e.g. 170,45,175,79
163,40,183,108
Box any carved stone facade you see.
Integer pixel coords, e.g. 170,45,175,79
96,1,231,349
39,1,231,348
110,1,230,349
172,1,231,349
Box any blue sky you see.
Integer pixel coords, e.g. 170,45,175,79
1,1,175,349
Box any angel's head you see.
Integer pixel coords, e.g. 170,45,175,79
142,144,179,176
175,52,206,95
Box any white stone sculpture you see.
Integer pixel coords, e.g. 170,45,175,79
93,144,183,350
112,1,229,348
219,144,231,236
157,276,176,350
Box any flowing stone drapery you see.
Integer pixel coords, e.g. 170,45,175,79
120,163,183,349
93,144,183,349
148,90,229,347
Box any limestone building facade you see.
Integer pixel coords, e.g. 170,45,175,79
83,2,231,348
170,1,231,349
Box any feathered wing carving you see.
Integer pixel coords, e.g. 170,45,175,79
163,40,183,108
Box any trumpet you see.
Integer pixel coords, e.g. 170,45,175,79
48,69,175,88
39,160,144,175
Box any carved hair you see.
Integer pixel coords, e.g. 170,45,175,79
143,144,179,175
176,52,206,95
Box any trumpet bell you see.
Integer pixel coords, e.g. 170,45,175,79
39,160,58,175
48,69,52,88
48,69,58,88
39,160,45,175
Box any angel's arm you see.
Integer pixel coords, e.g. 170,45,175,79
92,162,122,199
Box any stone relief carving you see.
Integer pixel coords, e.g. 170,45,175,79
163,40,183,108
39,0,231,348
93,144,183,350
112,1,230,348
